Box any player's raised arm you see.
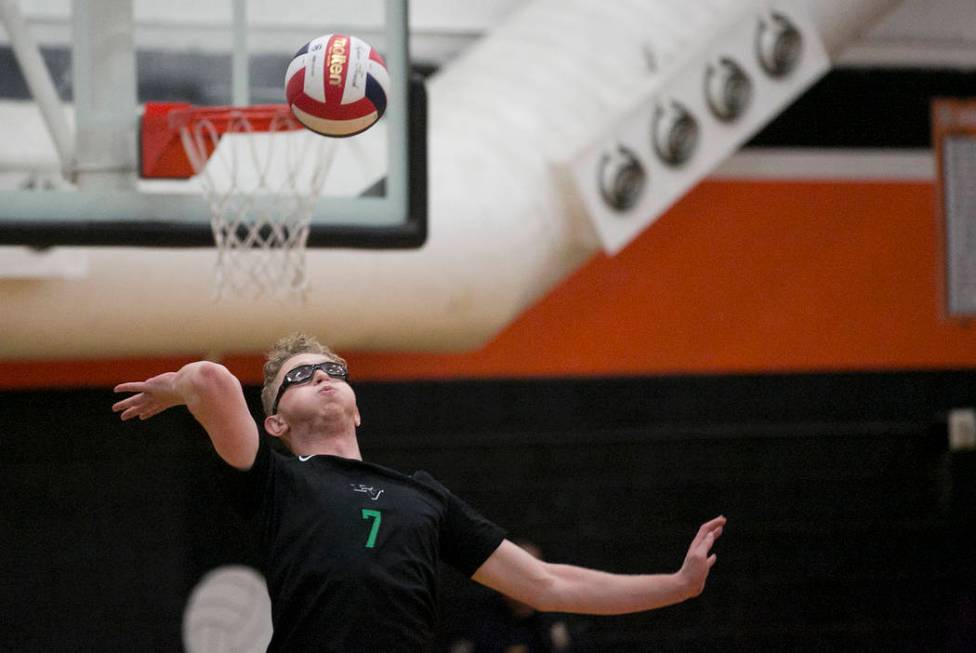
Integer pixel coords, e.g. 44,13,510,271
472,516,726,615
112,361,259,470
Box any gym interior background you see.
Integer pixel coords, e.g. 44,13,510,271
2,1,975,651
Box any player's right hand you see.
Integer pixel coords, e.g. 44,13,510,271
112,372,182,421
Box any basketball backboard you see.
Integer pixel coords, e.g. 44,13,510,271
0,0,426,249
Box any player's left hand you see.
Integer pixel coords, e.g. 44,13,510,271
676,515,726,599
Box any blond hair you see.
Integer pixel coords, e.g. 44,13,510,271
260,333,347,416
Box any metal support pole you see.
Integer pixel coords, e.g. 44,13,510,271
232,0,249,106
72,0,137,189
0,0,75,175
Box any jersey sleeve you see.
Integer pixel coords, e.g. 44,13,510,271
413,471,506,577
227,433,275,517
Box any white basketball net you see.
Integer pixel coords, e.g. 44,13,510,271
178,108,336,302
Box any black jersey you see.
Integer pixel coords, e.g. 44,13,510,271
234,436,506,653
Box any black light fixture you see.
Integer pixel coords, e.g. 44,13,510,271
704,58,752,122
597,144,647,212
756,12,803,78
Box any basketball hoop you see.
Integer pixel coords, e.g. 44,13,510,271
168,104,337,302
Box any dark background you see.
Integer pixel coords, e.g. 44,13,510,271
3,371,974,652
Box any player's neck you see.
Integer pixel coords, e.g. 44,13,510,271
291,427,362,461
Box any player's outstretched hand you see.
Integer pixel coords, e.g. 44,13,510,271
677,515,726,600
112,372,182,421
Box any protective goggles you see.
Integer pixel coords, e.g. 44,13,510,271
272,361,348,414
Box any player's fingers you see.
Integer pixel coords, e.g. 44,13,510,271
113,382,146,394
701,522,725,548
698,530,716,554
141,403,166,419
112,395,142,412
120,406,142,421
694,521,720,547
708,554,717,568
693,516,726,545
691,522,712,546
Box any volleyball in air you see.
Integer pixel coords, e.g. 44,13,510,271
285,33,390,137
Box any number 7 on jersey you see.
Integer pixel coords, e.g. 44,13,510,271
361,509,382,548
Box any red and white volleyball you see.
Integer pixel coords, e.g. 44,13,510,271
285,34,390,137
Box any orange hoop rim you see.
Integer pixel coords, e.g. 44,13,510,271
167,103,304,134
141,101,308,178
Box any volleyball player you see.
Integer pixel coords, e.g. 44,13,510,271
113,333,725,652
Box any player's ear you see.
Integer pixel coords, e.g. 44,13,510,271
354,408,361,428
265,414,288,438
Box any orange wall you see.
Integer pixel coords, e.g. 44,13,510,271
3,179,975,388
342,179,976,379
